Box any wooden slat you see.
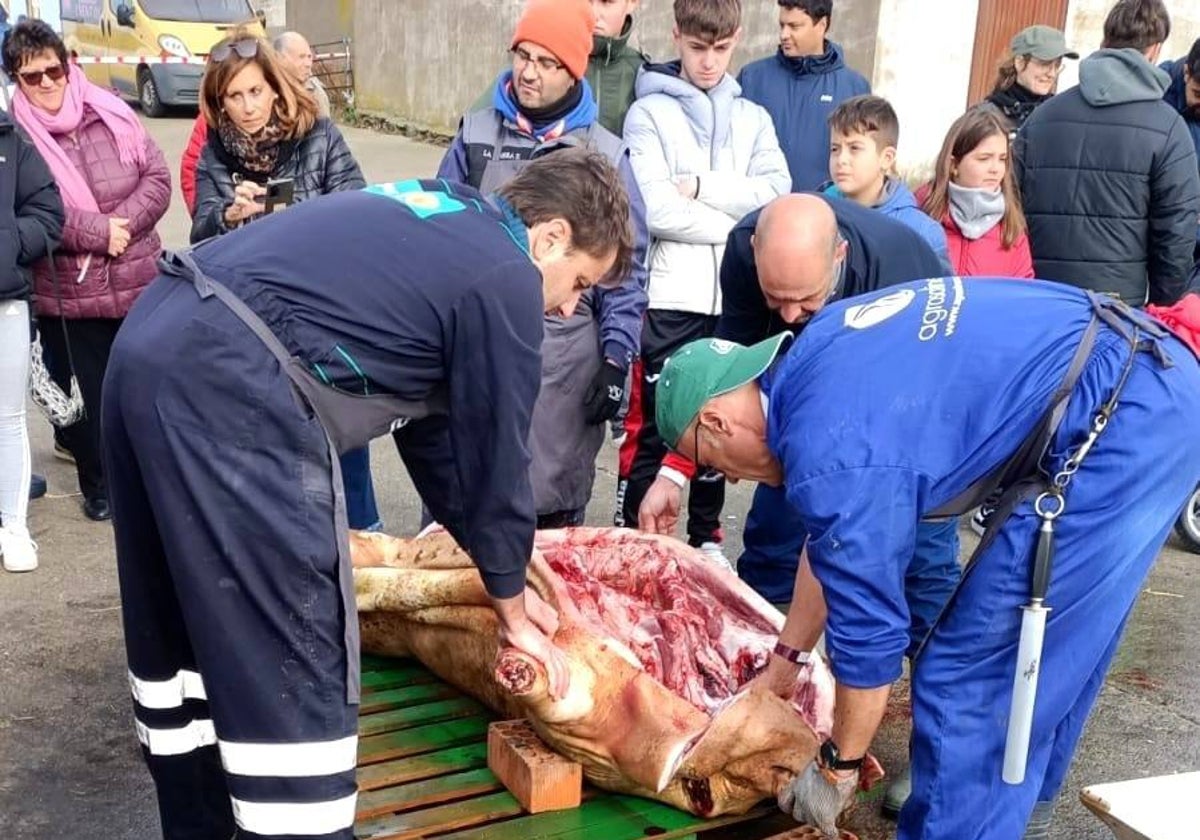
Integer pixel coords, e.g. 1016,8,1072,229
362,653,408,672
362,666,440,694
360,697,486,737
357,743,489,793
358,716,491,765
360,682,463,716
356,768,502,821
355,791,524,839
434,795,764,840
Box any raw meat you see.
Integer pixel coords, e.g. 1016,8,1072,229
352,527,838,817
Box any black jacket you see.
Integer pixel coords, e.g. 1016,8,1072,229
192,185,544,599
1015,49,1200,306
191,117,365,243
0,111,64,301
986,83,1051,137
716,194,946,344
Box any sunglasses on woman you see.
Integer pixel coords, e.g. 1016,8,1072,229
17,64,66,86
210,38,260,63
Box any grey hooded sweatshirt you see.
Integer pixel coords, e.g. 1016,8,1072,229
1014,48,1200,306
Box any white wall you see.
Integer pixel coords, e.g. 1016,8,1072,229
1060,0,1200,92
870,0,980,180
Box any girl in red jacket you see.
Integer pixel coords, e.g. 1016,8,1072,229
919,105,1034,279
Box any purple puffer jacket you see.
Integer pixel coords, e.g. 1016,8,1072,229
32,107,171,320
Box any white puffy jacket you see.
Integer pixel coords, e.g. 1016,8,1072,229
624,63,791,315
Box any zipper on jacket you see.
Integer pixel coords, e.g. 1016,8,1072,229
710,246,719,316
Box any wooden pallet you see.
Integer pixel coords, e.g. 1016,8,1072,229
354,654,776,840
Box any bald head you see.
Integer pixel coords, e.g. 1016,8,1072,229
273,31,314,81
753,194,845,326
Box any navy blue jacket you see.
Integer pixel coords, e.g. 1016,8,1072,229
738,43,870,192
191,182,544,599
716,194,946,344
1162,59,1200,162
1162,58,1200,254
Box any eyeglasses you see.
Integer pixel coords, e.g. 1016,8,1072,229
1023,56,1064,74
511,46,564,74
17,64,66,86
210,38,260,63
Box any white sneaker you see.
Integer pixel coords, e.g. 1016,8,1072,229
698,541,733,572
1,527,38,572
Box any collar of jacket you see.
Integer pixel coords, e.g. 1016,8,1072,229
774,41,844,76
207,120,300,184
485,194,532,257
491,71,599,141
592,15,634,65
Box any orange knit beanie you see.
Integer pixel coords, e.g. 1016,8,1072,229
511,0,595,80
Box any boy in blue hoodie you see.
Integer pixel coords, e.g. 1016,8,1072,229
823,95,951,270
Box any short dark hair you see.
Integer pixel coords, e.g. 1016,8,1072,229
498,148,634,284
828,95,900,151
2,18,68,78
1101,0,1170,51
674,0,741,43
1186,37,1200,78
778,0,831,27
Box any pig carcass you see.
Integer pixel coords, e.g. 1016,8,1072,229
352,527,837,817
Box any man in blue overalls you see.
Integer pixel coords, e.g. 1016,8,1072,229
654,278,1200,839
101,150,632,840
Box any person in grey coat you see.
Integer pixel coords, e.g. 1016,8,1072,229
1015,0,1200,307
438,0,648,529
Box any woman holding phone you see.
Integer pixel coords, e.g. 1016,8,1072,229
193,30,378,530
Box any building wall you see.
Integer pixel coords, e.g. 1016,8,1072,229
337,0,881,135
870,0,979,180
1059,0,1200,92
286,0,355,45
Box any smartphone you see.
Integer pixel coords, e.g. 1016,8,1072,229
264,178,295,213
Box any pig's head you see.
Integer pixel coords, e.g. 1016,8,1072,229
662,685,822,816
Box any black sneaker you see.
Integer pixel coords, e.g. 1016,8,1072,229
29,474,47,501
83,497,112,522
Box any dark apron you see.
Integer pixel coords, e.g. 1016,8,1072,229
160,250,447,703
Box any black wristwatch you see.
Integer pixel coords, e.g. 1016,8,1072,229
819,738,864,772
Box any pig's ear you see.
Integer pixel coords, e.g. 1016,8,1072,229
679,686,820,780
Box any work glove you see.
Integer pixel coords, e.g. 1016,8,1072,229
583,361,625,425
778,761,858,839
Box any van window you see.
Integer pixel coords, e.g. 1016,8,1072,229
137,0,256,24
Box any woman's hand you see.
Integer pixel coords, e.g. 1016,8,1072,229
223,180,267,225
107,217,131,257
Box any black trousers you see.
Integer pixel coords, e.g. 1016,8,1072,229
616,309,725,546
40,316,122,501
102,279,357,840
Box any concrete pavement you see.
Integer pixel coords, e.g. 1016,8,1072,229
0,113,1195,840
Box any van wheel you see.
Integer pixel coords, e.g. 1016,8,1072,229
138,69,166,117
1174,484,1200,554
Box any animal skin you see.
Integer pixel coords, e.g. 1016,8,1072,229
352,527,852,817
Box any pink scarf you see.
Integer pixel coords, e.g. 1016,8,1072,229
12,66,148,213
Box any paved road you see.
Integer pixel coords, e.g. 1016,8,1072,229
0,112,1194,840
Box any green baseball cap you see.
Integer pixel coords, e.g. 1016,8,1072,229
1011,25,1078,61
656,334,790,450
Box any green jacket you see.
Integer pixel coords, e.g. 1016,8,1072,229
471,17,647,133
586,17,647,136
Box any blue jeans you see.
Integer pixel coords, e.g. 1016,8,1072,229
339,446,380,530
738,483,960,654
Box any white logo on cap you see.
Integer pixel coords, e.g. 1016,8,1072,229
709,339,736,355
843,289,916,330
